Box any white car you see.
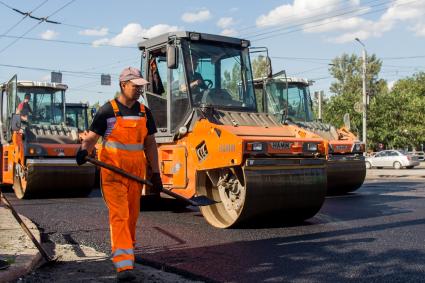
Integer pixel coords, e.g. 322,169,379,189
366,150,420,169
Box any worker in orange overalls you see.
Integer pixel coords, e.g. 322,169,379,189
76,67,163,282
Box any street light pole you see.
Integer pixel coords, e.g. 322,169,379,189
355,38,367,154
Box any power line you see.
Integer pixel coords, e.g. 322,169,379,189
236,0,361,35
0,62,119,76
1,0,49,36
0,34,136,49
242,0,387,38
0,0,76,54
252,0,419,41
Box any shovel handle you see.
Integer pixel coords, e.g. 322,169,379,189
85,156,210,206
85,156,153,186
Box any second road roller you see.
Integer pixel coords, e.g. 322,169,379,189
0,77,96,199
253,74,366,195
138,31,328,228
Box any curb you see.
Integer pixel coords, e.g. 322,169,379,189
366,174,425,180
0,207,42,283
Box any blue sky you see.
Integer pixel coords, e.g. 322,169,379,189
0,0,424,105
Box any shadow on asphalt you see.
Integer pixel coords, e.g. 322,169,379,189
319,181,424,222
137,217,425,282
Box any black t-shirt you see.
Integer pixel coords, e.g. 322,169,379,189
89,99,157,138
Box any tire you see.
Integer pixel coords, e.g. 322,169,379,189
393,161,402,170
365,161,372,169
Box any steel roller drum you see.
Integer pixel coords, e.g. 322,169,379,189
326,158,366,195
198,158,327,228
14,159,96,199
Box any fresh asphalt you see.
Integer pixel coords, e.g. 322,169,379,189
4,177,425,282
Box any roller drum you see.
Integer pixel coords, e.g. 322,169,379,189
198,158,327,228
326,158,366,195
14,159,96,199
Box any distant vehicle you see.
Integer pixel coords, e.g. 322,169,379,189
365,150,420,169
408,151,424,161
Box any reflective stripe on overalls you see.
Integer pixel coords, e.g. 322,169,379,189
98,99,148,272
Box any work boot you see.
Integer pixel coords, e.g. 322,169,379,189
116,269,137,282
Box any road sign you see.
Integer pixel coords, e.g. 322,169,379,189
354,102,363,113
51,72,62,83
101,74,111,86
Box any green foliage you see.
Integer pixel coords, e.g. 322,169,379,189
329,53,385,97
222,64,241,99
368,72,425,150
252,55,268,79
325,52,425,151
324,53,386,139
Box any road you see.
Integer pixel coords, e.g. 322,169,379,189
4,178,425,282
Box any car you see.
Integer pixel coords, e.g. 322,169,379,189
408,151,424,161
365,150,420,169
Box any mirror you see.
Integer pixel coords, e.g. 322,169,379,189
266,56,273,78
167,45,178,69
343,113,351,130
90,107,96,119
11,114,21,131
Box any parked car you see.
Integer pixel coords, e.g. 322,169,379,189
365,150,420,169
408,151,424,161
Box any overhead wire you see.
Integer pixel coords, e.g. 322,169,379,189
0,0,49,37
252,0,420,41
242,0,387,38
235,0,361,35
0,0,76,54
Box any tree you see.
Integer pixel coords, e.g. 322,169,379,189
251,55,268,79
323,53,387,137
368,72,425,150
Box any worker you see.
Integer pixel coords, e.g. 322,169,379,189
181,54,208,93
76,67,163,282
16,93,32,121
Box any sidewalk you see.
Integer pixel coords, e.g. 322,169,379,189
0,206,201,283
366,167,425,180
0,206,41,283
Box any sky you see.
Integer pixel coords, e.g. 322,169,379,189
0,0,424,105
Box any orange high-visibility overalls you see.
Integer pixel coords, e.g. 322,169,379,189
99,99,148,272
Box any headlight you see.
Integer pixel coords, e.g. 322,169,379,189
303,142,318,152
246,142,264,151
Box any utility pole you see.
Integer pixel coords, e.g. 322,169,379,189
318,90,323,121
355,38,367,154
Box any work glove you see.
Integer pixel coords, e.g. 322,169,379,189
150,173,164,193
76,148,88,166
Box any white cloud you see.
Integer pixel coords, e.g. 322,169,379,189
256,0,349,27
388,80,396,90
217,17,234,29
79,27,108,36
221,29,237,36
40,30,59,40
181,9,211,23
92,23,180,47
257,0,425,44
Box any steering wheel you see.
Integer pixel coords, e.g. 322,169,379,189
203,79,213,89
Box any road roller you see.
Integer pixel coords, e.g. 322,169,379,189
253,75,366,195
65,102,89,132
138,31,328,228
0,76,96,198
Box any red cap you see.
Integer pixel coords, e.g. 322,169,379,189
119,67,149,86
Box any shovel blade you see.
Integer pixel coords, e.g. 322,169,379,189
189,195,219,206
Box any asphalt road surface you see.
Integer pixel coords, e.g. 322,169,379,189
4,179,425,283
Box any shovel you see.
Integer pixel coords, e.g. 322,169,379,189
85,156,217,207
0,192,56,265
